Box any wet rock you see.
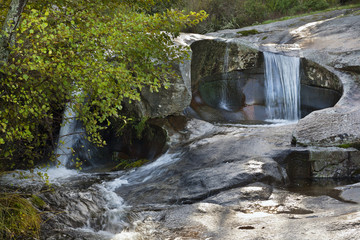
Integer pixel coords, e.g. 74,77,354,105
190,39,261,93
336,182,360,203
300,59,343,92
5,8,360,240
284,147,360,178
201,8,360,148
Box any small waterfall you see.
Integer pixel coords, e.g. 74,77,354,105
264,52,300,121
55,104,79,165
55,100,88,167
218,43,231,111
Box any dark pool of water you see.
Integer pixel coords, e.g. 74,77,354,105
285,178,360,203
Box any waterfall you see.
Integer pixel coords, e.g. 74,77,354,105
264,52,300,121
218,43,231,111
55,103,85,166
54,88,97,168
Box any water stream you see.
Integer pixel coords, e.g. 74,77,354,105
264,52,300,121
218,43,231,111
55,102,82,166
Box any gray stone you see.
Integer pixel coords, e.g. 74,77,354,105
285,147,360,178
190,39,261,93
126,58,192,118
204,182,273,206
336,182,360,203
300,59,343,92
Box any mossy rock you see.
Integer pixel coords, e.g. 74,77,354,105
237,29,261,36
337,142,360,150
31,194,46,209
111,158,150,171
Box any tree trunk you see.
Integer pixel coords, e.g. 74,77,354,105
0,0,27,67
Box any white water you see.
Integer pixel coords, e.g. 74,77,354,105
83,152,181,238
55,100,86,166
264,52,300,121
218,43,231,111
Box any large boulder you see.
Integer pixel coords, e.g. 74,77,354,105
125,58,192,118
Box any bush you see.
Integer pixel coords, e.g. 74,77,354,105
265,0,299,14
0,193,41,239
174,0,349,33
290,0,330,14
244,0,269,22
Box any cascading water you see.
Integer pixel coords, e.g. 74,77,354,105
55,94,97,168
218,43,231,111
55,103,83,166
264,52,300,121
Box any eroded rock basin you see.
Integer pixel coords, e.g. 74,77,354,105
186,39,342,123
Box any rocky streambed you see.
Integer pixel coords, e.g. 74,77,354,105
2,119,359,240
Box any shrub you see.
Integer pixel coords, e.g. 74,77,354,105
0,193,41,239
266,0,299,14
290,0,330,14
175,0,350,33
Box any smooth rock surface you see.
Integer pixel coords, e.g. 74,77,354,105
116,119,292,205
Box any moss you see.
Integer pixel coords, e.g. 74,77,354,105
134,117,149,139
261,36,268,40
0,193,41,239
112,158,150,171
337,143,352,149
337,142,360,150
237,29,261,36
31,195,46,209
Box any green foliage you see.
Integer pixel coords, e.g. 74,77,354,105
243,0,268,23
0,0,10,26
30,194,46,209
112,158,149,170
290,0,330,14
337,142,360,150
0,0,207,170
134,117,149,139
265,0,299,14
176,0,355,33
0,193,41,239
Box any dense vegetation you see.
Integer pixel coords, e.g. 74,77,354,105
0,1,206,237
0,0,207,171
173,0,360,33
